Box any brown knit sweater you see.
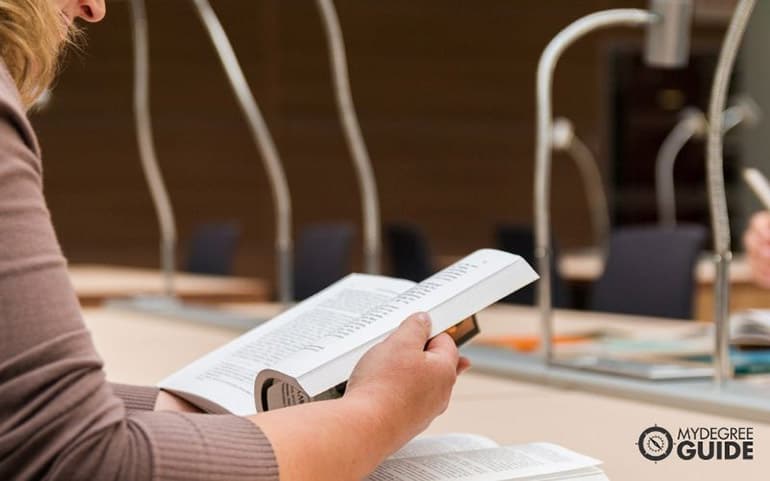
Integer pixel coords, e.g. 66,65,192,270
0,62,279,481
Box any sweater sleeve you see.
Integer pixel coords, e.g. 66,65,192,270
0,78,279,480
110,383,160,413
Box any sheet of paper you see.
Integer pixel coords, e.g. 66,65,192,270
158,274,414,414
367,443,601,481
390,433,499,459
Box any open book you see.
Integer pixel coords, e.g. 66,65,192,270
159,249,538,414
371,433,609,481
730,310,770,347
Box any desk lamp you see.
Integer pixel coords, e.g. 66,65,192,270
706,0,757,383
551,117,610,252
111,0,282,329
191,0,294,303
656,98,761,227
535,0,693,364
316,0,381,274
129,0,176,300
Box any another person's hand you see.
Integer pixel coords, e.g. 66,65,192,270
345,312,471,454
744,211,770,288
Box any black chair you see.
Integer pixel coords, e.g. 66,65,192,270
495,224,572,308
294,223,354,300
184,222,241,276
589,224,706,319
385,223,434,282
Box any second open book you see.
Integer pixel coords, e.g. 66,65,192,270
372,433,609,481
159,248,538,414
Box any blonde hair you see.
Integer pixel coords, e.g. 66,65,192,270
0,0,68,108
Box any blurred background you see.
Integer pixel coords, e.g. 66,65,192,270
32,0,770,290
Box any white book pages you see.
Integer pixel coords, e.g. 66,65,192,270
390,433,499,459
269,249,538,398
367,442,603,481
525,467,609,481
731,310,770,346
158,274,414,414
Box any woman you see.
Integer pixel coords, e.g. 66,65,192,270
0,1,470,480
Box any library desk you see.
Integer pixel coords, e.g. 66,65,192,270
558,250,765,321
69,264,270,306
82,303,769,481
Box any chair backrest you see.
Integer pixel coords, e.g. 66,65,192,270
385,223,434,282
589,224,706,319
495,224,572,308
294,223,354,300
184,222,241,276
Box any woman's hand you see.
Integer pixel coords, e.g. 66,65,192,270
251,312,470,481
744,212,770,288
345,312,471,454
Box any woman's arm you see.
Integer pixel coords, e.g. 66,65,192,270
0,82,277,480
156,313,469,480
0,63,467,481
253,313,471,481
111,383,162,412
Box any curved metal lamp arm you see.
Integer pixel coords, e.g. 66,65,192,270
656,97,760,228
656,108,707,227
707,0,757,383
129,0,178,298
536,9,656,363
316,0,381,274
722,95,762,134
190,0,294,303
552,118,610,252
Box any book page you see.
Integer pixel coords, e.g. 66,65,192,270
275,249,537,397
367,443,602,481
517,467,609,481
731,310,770,347
158,274,415,414
389,433,499,459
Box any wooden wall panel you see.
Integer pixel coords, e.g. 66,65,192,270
30,0,722,291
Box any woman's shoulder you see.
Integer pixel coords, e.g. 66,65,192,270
0,59,42,158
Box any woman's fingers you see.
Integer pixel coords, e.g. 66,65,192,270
426,332,460,369
388,312,432,349
387,313,467,374
457,356,472,375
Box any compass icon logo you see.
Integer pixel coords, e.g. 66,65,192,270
637,425,674,462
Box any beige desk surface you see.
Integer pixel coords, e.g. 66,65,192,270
558,249,754,284
69,264,271,306
83,303,770,481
